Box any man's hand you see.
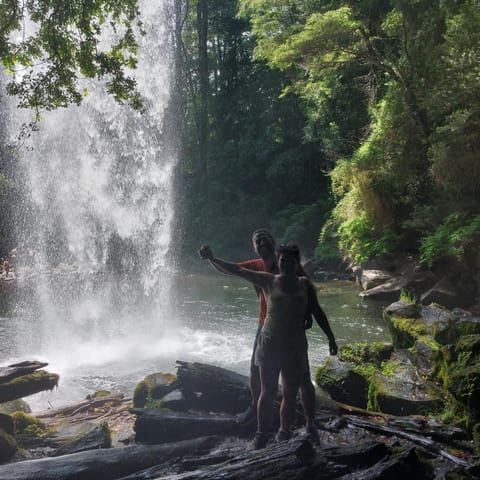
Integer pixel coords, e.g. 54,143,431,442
329,339,338,356
198,245,213,260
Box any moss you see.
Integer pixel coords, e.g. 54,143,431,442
0,372,59,403
11,412,46,437
86,390,111,399
473,423,480,454
340,342,393,366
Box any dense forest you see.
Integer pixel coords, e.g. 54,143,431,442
174,0,480,267
0,0,479,269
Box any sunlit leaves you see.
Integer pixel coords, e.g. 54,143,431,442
0,0,141,111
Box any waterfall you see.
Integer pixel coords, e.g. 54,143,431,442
3,0,179,394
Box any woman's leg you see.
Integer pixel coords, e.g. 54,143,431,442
257,363,280,434
279,365,302,434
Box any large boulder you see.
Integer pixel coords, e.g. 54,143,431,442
369,352,444,416
314,357,369,409
359,270,394,291
420,277,462,310
360,272,437,301
445,335,480,419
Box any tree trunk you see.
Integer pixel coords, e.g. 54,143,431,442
196,0,208,178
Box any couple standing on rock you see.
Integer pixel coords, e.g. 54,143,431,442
199,229,338,449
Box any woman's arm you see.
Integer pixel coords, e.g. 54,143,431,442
305,279,338,355
199,245,272,289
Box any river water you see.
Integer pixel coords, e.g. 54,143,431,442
0,274,390,412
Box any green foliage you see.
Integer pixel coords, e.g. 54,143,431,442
420,213,480,266
399,289,417,305
0,0,141,111
11,411,46,437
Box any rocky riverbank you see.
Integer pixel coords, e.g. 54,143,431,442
0,358,477,479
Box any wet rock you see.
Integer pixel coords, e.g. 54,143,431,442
384,301,421,319
421,277,461,310
360,270,394,291
370,355,444,416
133,372,178,408
54,421,111,456
315,357,369,409
433,312,480,345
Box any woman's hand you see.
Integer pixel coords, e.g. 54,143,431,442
198,244,213,260
329,338,338,356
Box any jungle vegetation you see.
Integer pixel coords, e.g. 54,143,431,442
1,0,479,268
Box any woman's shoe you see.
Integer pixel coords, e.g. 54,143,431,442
252,431,268,449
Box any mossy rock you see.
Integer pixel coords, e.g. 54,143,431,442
340,342,394,367
315,357,369,408
133,372,178,408
0,428,17,463
368,358,444,416
0,399,31,415
434,314,480,345
446,335,480,414
11,411,46,437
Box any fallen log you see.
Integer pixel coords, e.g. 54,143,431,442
133,408,241,444
0,436,221,480
0,371,58,403
345,416,472,467
338,447,422,480
0,361,48,383
36,393,125,418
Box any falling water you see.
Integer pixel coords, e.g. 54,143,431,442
2,0,183,405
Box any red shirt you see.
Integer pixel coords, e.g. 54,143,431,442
239,258,307,327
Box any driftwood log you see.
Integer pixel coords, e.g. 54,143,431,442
133,408,242,444
0,436,221,480
36,393,125,418
121,439,424,480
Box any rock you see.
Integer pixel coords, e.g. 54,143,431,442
384,301,421,319
54,422,111,456
314,357,369,409
360,276,409,301
133,372,178,408
0,428,17,463
0,415,13,436
175,361,250,414
0,399,31,415
369,355,444,416
359,270,394,291
433,311,480,345
340,342,394,367
420,277,461,310
446,335,480,413
360,272,437,302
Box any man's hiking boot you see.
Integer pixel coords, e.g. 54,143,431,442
252,432,268,449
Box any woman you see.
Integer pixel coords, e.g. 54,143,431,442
199,243,337,448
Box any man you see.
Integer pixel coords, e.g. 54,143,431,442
205,229,337,441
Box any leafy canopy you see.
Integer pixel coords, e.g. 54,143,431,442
0,0,142,111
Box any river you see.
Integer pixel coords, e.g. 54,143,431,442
0,274,390,412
